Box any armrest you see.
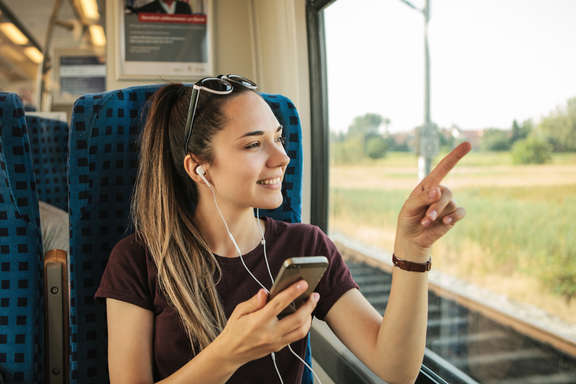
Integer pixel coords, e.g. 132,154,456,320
44,249,69,384
310,319,386,384
311,319,466,384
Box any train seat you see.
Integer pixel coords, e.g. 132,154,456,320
25,116,69,212
68,85,310,383
0,92,44,383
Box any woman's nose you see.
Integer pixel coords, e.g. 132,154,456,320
269,141,290,168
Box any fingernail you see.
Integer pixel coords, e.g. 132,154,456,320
428,210,438,220
297,281,306,290
444,217,453,224
428,188,437,199
421,218,430,226
312,293,320,302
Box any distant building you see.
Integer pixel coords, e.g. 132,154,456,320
450,126,484,149
388,132,414,151
387,126,485,152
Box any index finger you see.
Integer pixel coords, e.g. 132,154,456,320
265,280,308,318
423,142,471,186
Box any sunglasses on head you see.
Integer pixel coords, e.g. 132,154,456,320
183,74,258,154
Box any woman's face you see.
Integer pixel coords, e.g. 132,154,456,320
205,91,290,210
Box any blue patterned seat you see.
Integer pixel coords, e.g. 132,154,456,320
0,93,44,383
25,116,69,212
68,85,309,383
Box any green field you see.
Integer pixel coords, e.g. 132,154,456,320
329,152,576,322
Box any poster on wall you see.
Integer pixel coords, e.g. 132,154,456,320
60,56,106,95
118,0,212,80
53,49,106,104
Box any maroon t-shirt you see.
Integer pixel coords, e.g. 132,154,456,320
95,216,359,383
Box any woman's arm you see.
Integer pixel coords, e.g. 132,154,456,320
106,298,238,384
324,277,427,384
325,143,471,384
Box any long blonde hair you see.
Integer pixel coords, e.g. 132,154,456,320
131,83,251,353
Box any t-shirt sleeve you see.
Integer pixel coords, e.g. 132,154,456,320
311,227,360,321
94,236,154,311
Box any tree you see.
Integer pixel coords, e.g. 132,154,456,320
534,97,576,152
330,135,364,164
366,136,388,159
481,128,511,151
510,119,532,146
382,117,391,135
347,113,384,137
511,120,521,143
345,113,390,158
329,130,346,143
511,137,552,164
521,119,534,138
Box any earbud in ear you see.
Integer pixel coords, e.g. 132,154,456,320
195,165,212,187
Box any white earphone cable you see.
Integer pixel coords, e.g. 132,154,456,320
255,208,275,287
257,208,323,384
204,178,269,293
202,173,322,384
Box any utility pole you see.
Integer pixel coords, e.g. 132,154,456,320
400,0,438,180
419,0,434,180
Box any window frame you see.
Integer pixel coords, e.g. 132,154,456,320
306,0,334,233
305,1,450,383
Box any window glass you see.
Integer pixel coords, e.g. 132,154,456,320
325,0,576,382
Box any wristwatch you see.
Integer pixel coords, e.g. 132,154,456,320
392,253,431,272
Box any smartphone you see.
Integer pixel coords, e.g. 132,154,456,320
268,256,329,318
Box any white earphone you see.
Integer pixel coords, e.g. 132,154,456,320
195,165,212,187
195,165,205,175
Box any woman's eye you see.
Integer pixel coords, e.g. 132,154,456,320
245,142,261,149
244,136,284,150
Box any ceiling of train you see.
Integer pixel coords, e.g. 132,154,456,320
0,0,105,85
4,0,77,50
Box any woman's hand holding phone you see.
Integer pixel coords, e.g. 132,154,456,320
214,280,320,368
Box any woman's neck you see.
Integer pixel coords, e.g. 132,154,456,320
194,203,265,258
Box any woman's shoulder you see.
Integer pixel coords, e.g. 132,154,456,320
95,232,156,310
266,216,330,248
266,216,322,236
112,232,146,253
108,233,154,271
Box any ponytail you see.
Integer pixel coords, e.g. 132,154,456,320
131,84,234,353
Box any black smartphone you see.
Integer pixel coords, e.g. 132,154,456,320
268,256,329,318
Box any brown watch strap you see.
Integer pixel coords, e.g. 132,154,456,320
392,253,431,272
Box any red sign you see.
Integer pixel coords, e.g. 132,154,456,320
138,13,207,24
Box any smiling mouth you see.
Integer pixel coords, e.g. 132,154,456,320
256,177,282,185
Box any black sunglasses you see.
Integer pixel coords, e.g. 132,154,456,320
183,74,258,154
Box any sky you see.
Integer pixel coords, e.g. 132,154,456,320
324,0,576,133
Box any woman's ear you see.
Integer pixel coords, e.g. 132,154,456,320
183,153,208,184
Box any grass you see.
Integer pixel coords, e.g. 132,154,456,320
329,152,576,320
331,186,576,267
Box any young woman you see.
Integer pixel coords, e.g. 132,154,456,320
95,75,470,384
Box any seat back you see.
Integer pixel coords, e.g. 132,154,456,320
68,85,304,383
0,93,44,383
25,116,69,212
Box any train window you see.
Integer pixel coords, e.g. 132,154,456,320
323,0,576,382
